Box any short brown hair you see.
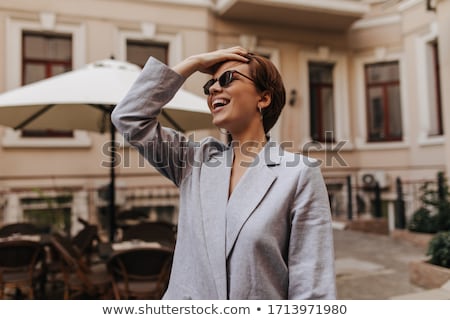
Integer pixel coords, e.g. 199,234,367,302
245,53,286,134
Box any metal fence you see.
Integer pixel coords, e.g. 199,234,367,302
325,173,442,230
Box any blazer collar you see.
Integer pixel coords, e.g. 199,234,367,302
225,141,281,257
200,148,232,300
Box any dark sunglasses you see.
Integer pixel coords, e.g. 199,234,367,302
203,70,254,95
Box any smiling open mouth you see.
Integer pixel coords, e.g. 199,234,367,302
212,98,230,110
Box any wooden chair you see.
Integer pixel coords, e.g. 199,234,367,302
0,223,40,237
46,224,99,289
50,234,111,299
122,222,177,249
116,209,149,222
72,224,99,265
0,240,46,299
107,247,173,299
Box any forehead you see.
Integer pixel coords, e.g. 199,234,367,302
214,61,250,77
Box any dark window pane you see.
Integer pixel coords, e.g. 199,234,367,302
24,34,71,60
22,31,72,85
367,88,385,141
309,62,335,142
21,129,74,138
321,87,334,135
387,85,402,138
22,31,73,138
427,41,443,136
309,63,333,84
366,62,399,83
126,40,168,67
365,61,402,142
24,63,46,84
51,64,71,76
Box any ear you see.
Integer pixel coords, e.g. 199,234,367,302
258,90,271,109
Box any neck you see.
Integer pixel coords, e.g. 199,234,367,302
231,131,267,162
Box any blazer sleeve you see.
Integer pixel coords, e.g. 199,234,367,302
288,165,337,300
111,57,197,187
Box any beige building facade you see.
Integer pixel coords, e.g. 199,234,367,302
0,0,449,237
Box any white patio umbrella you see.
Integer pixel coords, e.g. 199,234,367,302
0,59,212,240
0,59,212,132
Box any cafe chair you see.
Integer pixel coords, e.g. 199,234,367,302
0,240,46,299
116,209,149,222
50,234,111,299
107,247,173,299
122,221,177,249
0,223,40,238
46,224,99,289
72,223,99,265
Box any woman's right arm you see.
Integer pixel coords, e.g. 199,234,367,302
111,57,191,186
111,47,249,186
172,46,250,78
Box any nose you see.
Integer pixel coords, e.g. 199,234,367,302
208,80,222,94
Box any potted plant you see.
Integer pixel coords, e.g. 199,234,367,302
409,172,450,232
395,172,450,248
428,231,450,268
409,231,450,289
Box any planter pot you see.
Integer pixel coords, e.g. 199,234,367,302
391,229,434,249
409,260,450,289
346,218,389,235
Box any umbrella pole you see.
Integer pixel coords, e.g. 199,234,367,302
109,119,116,242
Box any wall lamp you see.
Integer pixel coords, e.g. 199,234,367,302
288,89,297,107
427,0,437,11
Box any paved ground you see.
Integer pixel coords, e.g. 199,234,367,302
333,228,428,299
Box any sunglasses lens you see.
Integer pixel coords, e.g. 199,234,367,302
203,79,216,95
219,71,233,88
203,71,235,95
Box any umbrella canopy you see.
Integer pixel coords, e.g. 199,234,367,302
0,59,212,241
0,59,212,132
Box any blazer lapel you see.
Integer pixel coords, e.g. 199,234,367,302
200,148,232,300
225,141,281,257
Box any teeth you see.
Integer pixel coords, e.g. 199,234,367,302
212,99,229,109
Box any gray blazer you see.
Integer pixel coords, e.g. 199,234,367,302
111,57,336,300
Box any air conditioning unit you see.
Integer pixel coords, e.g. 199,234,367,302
358,170,389,189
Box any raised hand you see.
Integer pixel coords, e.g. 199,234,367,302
173,46,249,78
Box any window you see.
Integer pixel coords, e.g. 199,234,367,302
365,61,403,142
22,31,73,138
3,19,87,147
126,40,168,67
299,49,351,150
21,193,73,235
22,32,72,85
426,40,443,136
309,62,335,142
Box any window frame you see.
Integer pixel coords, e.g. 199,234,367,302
126,39,169,67
115,27,182,67
354,51,409,150
308,62,336,143
299,48,352,151
22,31,73,86
415,23,445,146
364,60,403,142
5,17,85,90
429,41,443,136
3,18,89,148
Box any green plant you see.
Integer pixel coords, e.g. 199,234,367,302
408,207,438,233
408,172,450,233
427,231,450,268
22,188,73,234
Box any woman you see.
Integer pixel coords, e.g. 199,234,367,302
111,47,336,299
